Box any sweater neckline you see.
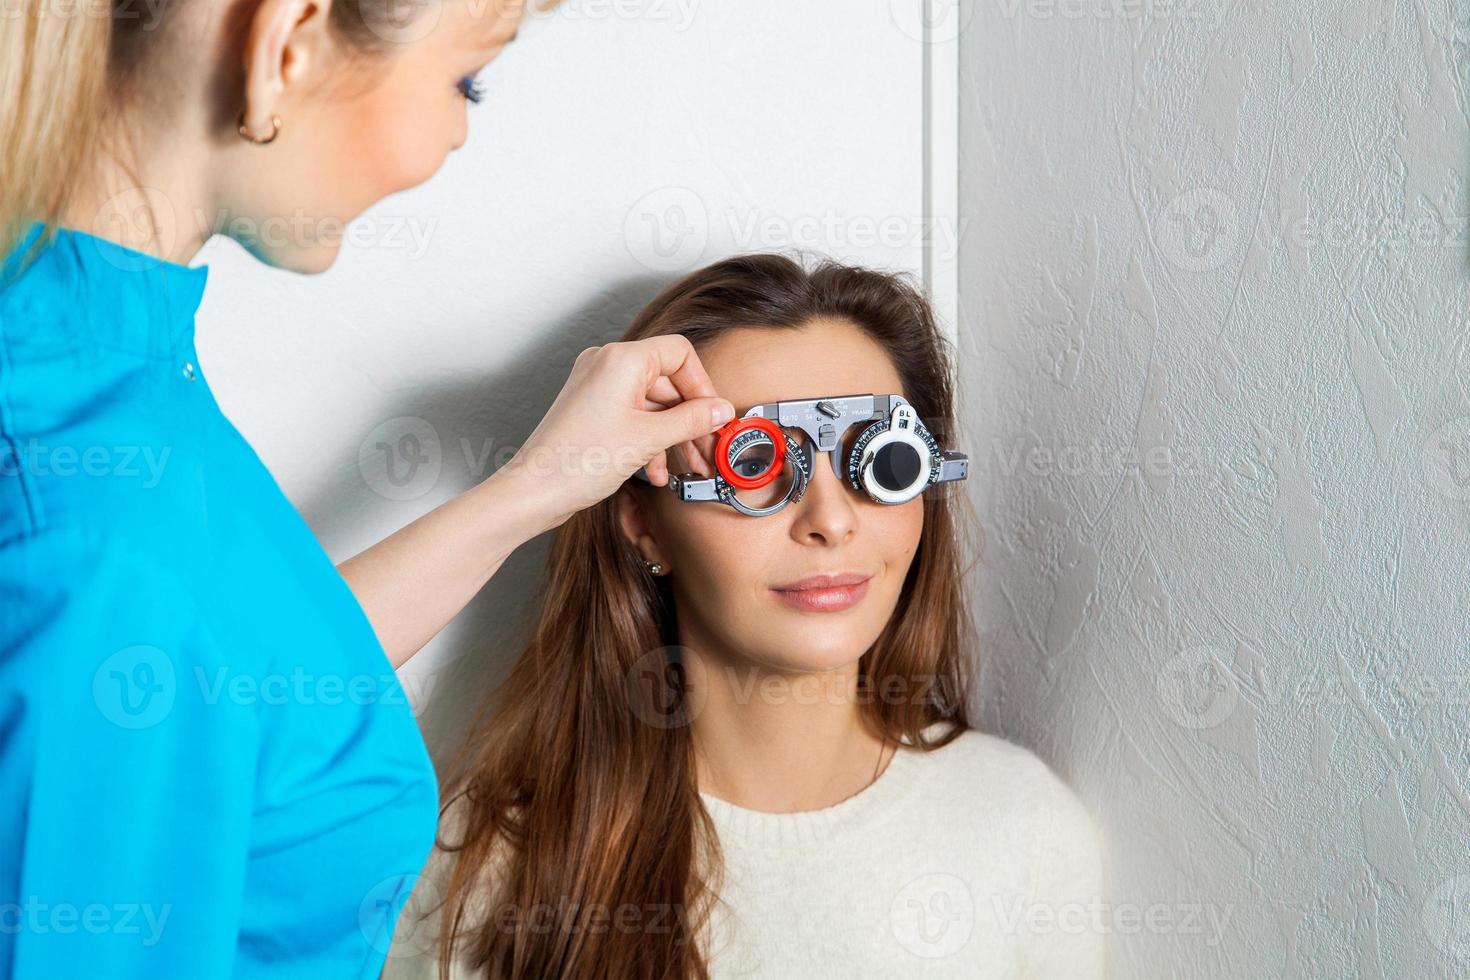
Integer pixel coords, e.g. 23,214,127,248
697,721,949,847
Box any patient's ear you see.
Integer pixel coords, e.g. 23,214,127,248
615,485,664,565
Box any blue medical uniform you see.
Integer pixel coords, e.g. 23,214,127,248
0,225,439,978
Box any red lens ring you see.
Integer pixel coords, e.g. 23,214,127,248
714,416,788,491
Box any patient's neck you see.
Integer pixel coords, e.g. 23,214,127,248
683,641,895,814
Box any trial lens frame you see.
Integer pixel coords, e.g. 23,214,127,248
645,393,968,518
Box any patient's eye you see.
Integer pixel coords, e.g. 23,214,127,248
726,430,778,478
733,453,771,478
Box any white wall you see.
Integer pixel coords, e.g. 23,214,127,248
195,0,944,758
959,0,1470,977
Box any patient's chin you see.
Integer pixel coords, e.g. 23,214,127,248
738,637,868,681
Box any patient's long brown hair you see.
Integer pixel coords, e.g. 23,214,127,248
433,254,978,979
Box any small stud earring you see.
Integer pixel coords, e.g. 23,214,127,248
643,559,666,577
237,108,282,145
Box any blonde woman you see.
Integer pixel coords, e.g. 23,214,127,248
0,1,737,976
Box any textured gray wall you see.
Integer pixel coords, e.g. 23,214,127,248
958,1,1470,976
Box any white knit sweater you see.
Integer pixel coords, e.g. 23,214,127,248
383,724,1107,979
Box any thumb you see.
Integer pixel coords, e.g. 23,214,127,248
649,397,735,448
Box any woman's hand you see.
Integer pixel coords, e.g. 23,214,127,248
501,335,734,530
339,335,732,667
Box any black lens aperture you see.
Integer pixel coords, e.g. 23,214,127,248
872,441,923,491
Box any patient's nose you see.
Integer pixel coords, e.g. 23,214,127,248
789,463,857,546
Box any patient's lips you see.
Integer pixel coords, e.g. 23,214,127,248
770,572,872,613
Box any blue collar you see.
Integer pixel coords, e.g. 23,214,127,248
1,222,210,362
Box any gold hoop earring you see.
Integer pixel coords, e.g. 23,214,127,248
237,108,282,145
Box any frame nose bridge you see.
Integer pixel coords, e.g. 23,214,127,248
790,420,851,484
797,442,856,513
825,441,847,482
782,395,880,487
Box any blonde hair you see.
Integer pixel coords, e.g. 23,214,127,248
0,1,108,267
0,0,561,271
